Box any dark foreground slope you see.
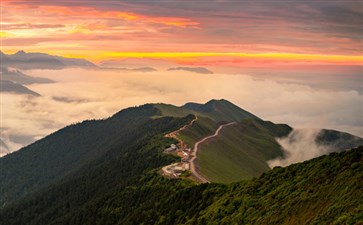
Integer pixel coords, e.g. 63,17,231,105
1,145,362,225
192,146,363,225
0,104,193,207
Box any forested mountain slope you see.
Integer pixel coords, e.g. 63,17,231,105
1,145,361,225
2,100,362,208
0,104,192,207
1,100,362,225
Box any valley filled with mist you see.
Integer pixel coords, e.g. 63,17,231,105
1,65,362,157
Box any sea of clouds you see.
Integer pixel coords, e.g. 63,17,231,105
1,68,362,158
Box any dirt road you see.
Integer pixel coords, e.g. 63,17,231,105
165,115,197,149
190,122,236,183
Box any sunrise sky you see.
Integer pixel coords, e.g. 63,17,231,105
1,0,362,66
1,0,362,155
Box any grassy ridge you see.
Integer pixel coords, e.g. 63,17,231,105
183,99,260,122
198,120,290,183
154,100,291,183
178,116,218,147
153,103,194,118
155,99,260,122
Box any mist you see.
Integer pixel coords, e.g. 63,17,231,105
268,129,332,168
1,68,362,156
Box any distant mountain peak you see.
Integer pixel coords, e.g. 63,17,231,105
154,99,260,122
1,67,54,85
0,80,41,96
196,99,261,121
183,99,229,107
1,50,96,70
167,67,213,74
15,50,26,55
205,98,230,104
204,98,238,108
182,102,204,110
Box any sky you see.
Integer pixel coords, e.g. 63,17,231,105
0,0,362,156
1,0,362,66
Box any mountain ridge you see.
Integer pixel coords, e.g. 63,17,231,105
0,67,54,85
156,99,260,123
1,50,96,70
0,99,362,211
0,80,41,96
167,67,213,74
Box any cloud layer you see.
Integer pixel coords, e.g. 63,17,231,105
1,68,362,156
267,129,331,168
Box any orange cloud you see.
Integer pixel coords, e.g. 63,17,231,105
2,0,361,65
7,3,199,28
94,52,362,65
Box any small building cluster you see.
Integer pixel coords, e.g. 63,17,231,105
180,148,191,161
161,144,193,178
164,144,192,161
164,144,177,153
161,162,190,178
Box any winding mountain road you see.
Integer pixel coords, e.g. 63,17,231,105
190,122,236,183
165,115,198,149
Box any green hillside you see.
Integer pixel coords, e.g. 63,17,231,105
155,99,289,182
154,100,295,183
1,99,261,207
183,99,260,122
317,129,363,152
198,120,292,183
153,103,194,118
1,99,362,225
192,147,363,225
178,116,219,147
0,104,193,207
1,143,362,225
155,99,260,122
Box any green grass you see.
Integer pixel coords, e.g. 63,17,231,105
192,147,363,225
154,102,292,183
177,116,218,148
154,99,260,123
154,103,215,122
197,99,260,122
154,103,194,118
198,121,288,183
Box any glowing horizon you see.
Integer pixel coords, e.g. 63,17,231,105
1,0,362,67
2,50,362,66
